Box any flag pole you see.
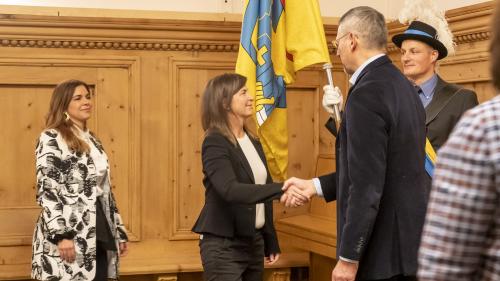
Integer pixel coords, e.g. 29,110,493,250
322,63,341,125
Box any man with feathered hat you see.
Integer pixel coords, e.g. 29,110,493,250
392,1,478,155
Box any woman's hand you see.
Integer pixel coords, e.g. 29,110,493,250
119,242,129,257
58,239,76,263
265,253,280,265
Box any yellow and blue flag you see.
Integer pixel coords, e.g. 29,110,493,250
236,0,331,181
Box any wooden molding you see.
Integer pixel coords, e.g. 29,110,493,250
271,269,291,281
276,214,337,259
0,1,494,54
0,38,239,52
157,274,178,281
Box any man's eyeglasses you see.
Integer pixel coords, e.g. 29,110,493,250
332,32,349,49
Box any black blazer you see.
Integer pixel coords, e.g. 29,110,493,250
425,76,478,151
192,131,283,256
320,56,428,280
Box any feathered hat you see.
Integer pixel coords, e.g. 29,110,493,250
392,0,455,60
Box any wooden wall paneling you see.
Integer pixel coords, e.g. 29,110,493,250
273,69,324,221
169,58,237,240
286,71,321,182
0,61,100,279
0,55,142,279
466,81,498,102
140,54,172,240
264,269,291,281
0,2,496,279
309,253,336,281
95,60,142,241
0,60,101,247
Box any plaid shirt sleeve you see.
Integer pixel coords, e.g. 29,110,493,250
418,95,500,281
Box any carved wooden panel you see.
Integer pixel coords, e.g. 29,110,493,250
0,56,141,249
169,58,236,240
0,1,496,279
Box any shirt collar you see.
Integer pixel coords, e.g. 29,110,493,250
418,74,438,98
349,53,386,85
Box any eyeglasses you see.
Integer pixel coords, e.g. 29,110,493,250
332,32,349,49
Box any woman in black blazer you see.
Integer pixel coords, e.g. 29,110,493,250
192,73,290,281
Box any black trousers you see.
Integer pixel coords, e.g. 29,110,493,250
94,199,117,281
94,242,108,281
199,232,264,281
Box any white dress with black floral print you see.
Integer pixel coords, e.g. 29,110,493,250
31,129,128,281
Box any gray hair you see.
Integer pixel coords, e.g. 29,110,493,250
339,6,387,50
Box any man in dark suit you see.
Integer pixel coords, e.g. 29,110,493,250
283,6,427,281
392,20,479,152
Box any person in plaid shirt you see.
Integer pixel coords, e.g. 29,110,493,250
417,3,500,280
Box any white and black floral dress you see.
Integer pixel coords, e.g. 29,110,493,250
31,129,128,281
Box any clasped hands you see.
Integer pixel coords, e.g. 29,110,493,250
280,177,317,207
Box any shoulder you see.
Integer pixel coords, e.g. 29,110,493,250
36,129,64,155
440,80,477,97
203,131,228,143
202,131,233,151
450,95,500,141
38,129,61,144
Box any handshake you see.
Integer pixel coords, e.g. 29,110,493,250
280,177,318,207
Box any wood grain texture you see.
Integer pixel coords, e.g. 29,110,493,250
0,1,495,279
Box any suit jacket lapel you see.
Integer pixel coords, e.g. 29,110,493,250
424,76,457,125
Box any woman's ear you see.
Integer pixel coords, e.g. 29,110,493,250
222,98,231,111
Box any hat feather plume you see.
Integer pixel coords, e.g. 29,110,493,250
398,0,455,56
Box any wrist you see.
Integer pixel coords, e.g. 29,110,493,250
48,230,76,244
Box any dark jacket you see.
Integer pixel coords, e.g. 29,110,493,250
320,55,428,280
425,75,478,151
192,131,283,256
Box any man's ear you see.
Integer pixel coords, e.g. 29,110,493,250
430,49,439,63
350,33,357,51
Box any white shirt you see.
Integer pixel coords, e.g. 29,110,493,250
77,128,108,197
237,133,267,229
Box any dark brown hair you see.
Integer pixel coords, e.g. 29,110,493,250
201,73,253,144
491,2,500,91
45,79,92,153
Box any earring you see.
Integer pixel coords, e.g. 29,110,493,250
64,112,70,121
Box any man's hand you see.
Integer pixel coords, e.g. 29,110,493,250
58,239,76,263
280,177,317,207
331,260,358,281
322,85,343,116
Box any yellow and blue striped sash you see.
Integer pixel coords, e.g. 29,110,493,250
425,138,437,177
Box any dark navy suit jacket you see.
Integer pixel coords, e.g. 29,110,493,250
320,55,428,280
